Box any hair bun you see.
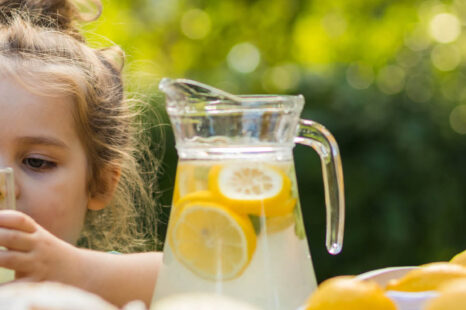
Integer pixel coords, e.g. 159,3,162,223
0,0,101,36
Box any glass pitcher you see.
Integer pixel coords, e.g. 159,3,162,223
151,79,345,310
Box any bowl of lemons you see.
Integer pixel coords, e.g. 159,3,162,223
302,249,466,310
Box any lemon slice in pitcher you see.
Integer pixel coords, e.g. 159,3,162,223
208,164,292,216
170,201,256,280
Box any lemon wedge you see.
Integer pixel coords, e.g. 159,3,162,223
305,276,396,310
169,201,256,280
450,249,466,267
386,262,466,292
425,279,466,310
264,199,297,234
208,163,292,216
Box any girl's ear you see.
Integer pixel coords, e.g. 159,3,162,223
87,165,121,211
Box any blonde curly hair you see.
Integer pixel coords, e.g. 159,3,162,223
0,0,159,252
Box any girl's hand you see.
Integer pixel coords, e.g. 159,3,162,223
0,210,82,284
0,209,162,307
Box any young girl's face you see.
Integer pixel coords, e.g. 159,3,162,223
0,77,90,244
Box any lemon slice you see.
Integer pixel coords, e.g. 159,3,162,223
265,214,295,234
208,164,292,216
172,190,215,215
170,201,256,280
168,191,217,246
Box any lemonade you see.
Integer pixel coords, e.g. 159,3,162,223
0,167,15,284
151,159,317,310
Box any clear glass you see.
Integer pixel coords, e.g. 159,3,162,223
0,167,16,283
151,79,345,310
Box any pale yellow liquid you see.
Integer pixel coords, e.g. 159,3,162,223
0,247,14,284
0,176,15,284
151,160,317,310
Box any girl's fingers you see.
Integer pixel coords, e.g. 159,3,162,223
0,250,33,273
0,210,37,233
7,276,35,283
0,227,34,251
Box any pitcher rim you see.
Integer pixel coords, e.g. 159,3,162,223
161,78,305,115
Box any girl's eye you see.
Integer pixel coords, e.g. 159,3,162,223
23,157,57,170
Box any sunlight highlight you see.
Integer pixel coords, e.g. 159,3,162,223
227,43,261,74
450,105,466,134
181,9,211,40
431,44,461,71
429,13,461,43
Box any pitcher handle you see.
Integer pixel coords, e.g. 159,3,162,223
295,119,344,255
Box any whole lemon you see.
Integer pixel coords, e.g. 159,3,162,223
425,278,466,310
450,249,466,267
386,262,466,292
305,276,396,310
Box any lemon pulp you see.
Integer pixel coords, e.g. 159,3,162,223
170,201,256,280
208,163,292,216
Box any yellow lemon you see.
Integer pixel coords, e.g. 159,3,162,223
208,163,292,216
425,279,466,310
386,262,466,292
167,191,217,246
450,249,466,267
264,199,297,234
305,276,396,310
169,201,256,281
171,190,216,216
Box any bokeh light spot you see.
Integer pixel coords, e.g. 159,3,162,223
262,64,301,92
181,9,211,40
429,13,461,43
431,44,461,71
449,105,466,134
227,42,261,74
149,0,179,23
346,63,374,90
376,65,406,95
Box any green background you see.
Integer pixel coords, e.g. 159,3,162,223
90,0,466,283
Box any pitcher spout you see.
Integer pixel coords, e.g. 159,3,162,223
158,78,242,106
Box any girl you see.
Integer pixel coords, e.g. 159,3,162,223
0,0,162,306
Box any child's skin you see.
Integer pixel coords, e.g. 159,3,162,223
0,77,163,307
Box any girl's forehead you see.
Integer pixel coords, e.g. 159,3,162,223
0,76,73,109
0,77,80,147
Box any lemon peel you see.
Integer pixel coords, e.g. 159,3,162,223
450,249,466,267
305,276,396,310
425,278,466,310
386,262,466,292
169,201,256,280
208,163,292,216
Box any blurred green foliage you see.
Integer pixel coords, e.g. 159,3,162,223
90,0,466,282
